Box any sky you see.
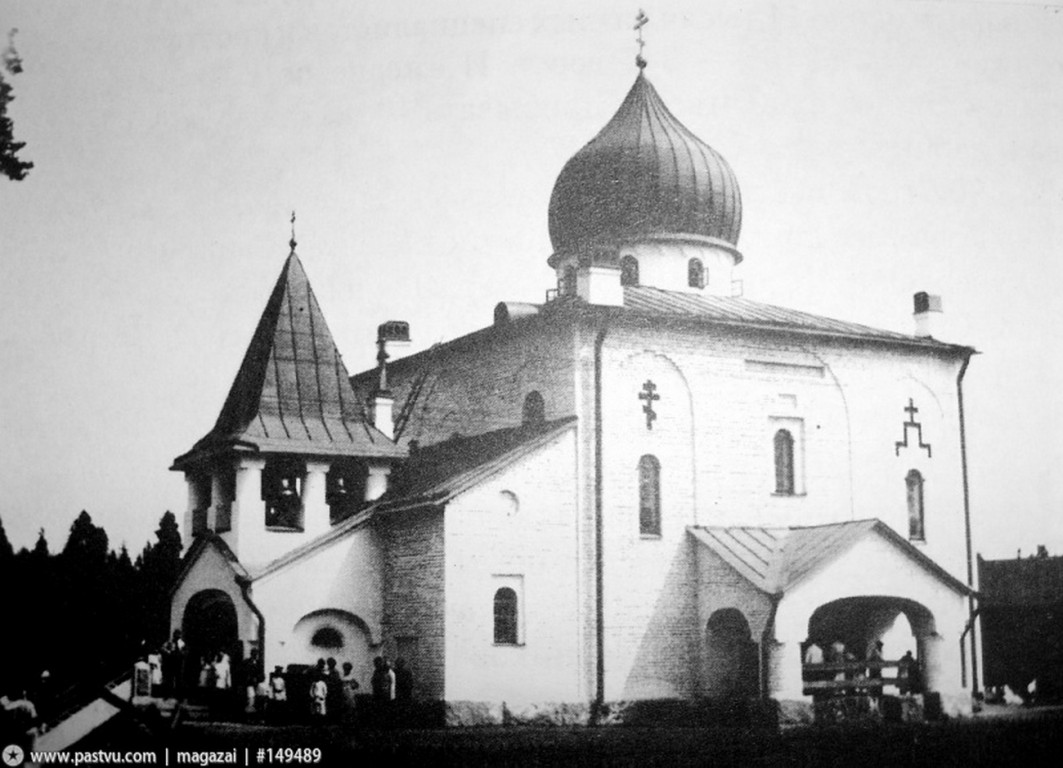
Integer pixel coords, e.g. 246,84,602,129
1,0,1061,561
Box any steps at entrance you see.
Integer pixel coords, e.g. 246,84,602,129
35,676,133,753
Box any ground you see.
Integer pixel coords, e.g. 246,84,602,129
74,704,1063,767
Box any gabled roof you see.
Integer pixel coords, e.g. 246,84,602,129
243,417,576,580
689,519,971,596
621,287,973,351
377,416,578,512
174,252,404,468
170,533,249,598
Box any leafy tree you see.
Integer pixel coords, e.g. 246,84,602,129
1,29,33,181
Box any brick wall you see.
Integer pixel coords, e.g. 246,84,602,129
595,317,970,699
352,315,578,447
380,508,446,699
354,307,971,705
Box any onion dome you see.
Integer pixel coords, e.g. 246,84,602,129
548,72,742,262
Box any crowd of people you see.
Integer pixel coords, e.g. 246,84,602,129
137,630,415,725
802,637,924,713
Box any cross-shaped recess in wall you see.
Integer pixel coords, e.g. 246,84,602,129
638,379,660,430
894,398,932,458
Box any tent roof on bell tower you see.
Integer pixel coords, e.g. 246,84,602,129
173,251,404,469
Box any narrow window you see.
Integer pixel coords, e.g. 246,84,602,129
563,266,577,296
774,429,795,495
621,255,640,287
639,454,661,536
688,258,705,288
522,391,545,425
906,470,925,540
493,587,518,644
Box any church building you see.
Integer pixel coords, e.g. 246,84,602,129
169,52,978,722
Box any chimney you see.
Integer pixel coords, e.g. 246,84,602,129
368,394,394,439
913,292,942,338
370,320,410,440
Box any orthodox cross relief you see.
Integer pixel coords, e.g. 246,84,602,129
894,398,932,458
638,379,659,430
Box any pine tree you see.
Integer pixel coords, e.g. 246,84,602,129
1,29,33,181
31,527,49,559
138,511,185,645
63,510,109,570
0,514,13,562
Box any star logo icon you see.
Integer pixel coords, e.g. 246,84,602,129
1,744,25,767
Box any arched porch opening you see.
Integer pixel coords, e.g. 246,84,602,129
805,596,940,698
704,608,759,700
182,589,242,681
292,609,374,688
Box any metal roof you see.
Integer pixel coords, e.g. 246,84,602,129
174,252,404,468
548,72,742,257
621,287,970,349
377,417,578,512
690,519,971,596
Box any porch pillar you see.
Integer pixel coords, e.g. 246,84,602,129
766,639,804,701
302,461,331,537
921,632,946,693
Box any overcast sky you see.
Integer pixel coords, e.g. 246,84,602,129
1,0,1061,562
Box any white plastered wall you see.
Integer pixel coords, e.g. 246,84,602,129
772,532,969,712
443,428,582,704
170,544,258,651
251,522,384,675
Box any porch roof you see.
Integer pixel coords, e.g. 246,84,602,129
689,519,972,596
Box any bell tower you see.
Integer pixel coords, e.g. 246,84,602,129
170,222,405,567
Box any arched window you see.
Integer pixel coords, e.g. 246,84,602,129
906,470,925,540
774,430,795,495
620,255,640,287
563,266,577,296
311,626,344,650
493,587,518,644
522,391,545,425
639,454,661,536
688,258,705,288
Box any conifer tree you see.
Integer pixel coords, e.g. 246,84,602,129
0,514,13,562
1,29,33,180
